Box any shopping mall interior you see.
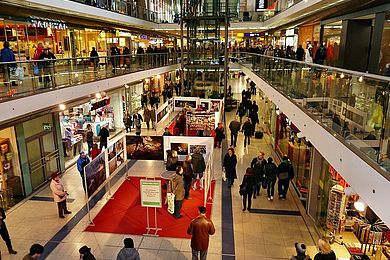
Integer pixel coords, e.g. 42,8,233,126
0,0,390,259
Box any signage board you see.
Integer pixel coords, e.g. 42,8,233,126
244,33,260,37
140,179,162,208
255,0,268,11
29,16,67,30
43,123,52,131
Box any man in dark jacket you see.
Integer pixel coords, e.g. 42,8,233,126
236,103,246,123
116,238,140,260
0,207,17,255
251,152,267,198
170,166,185,219
242,118,252,147
187,206,215,260
249,110,259,136
86,124,94,152
277,155,295,200
0,41,17,87
23,244,44,260
296,45,305,61
38,47,56,88
191,149,206,190
90,47,99,75
229,117,241,147
264,157,278,200
98,124,110,149
314,44,327,65
77,151,91,191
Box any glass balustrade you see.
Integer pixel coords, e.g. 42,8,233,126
0,53,179,102
237,52,390,179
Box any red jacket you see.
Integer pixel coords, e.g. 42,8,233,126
91,148,101,159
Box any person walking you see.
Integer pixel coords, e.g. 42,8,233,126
229,117,241,147
242,117,252,147
249,110,259,136
223,148,237,188
0,41,17,88
79,245,96,260
192,149,206,190
0,207,17,255
22,244,44,260
50,173,71,218
240,168,256,212
292,243,312,260
169,166,185,219
86,124,94,153
150,106,156,130
98,124,110,149
264,157,278,200
296,45,305,61
143,105,151,130
277,155,295,200
116,238,140,260
183,155,194,199
251,152,267,198
214,122,225,148
133,113,142,136
236,103,246,123
187,206,215,260
77,151,90,191
124,113,133,133
90,47,99,76
314,239,336,260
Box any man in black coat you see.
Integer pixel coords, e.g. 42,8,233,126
296,45,304,61
0,208,17,254
277,155,295,200
251,152,267,198
242,118,252,147
191,150,206,190
98,124,110,149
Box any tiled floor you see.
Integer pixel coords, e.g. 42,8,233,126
0,77,337,260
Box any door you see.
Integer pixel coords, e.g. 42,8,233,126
27,133,60,190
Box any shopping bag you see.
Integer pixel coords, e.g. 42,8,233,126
33,65,40,76
11,67,24,80
222,171,227,182
167,192,175,214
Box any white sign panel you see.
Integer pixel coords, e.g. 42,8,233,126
140,180,162,208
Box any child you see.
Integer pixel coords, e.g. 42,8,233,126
90,143,101,159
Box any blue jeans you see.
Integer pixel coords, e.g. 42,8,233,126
192,248,207,260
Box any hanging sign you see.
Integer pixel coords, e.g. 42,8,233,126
255,0,268,11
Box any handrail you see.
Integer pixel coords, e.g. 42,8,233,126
236,52,390,82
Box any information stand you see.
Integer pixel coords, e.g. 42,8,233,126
140,178,162,236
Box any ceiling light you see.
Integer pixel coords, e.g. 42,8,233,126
354,200,366,212
340,73,345,79
59,104,66,110
358,76,363,82
125,84,129,89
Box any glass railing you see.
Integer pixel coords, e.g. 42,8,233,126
0,53,180,102
236,52,390,179
70,0,175,23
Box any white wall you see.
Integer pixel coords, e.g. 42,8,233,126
241,65,390,226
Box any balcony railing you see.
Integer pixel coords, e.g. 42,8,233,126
236,52,390,179
0,53,180,102
70,0,175,23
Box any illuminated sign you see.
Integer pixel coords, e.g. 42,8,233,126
255,0,268,11
286,29,295,36
328,165,350,188
237,33,244,37
244,33,260,37
29,17,67,30
140,35,148,40
119,31,132,37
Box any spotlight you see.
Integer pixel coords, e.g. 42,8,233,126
354,200,366,212
340,73,345,79
59,104,66,110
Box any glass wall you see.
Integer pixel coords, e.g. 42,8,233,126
0,127,23,209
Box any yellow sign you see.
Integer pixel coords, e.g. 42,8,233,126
237,33,244,37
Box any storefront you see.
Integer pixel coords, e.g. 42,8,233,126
59,91,124,167
308,149,390,259
298,23,321,48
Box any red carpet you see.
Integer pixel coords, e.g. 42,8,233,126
85,176,215,238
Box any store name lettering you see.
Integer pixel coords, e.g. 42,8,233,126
328,165,350,188
30,18,67,30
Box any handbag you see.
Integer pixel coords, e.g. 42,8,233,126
222,170,227,182
167,181,175,214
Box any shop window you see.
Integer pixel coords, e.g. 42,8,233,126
0,127,24,209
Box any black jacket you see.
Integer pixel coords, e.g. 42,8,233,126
98,127,110,144
223,153,237,179
251,157,266,182
240,173,256,193
191,153,206,173
183,161,193,179
86,129,94,143
215,127,225,141
313,251,336,260
264,162,278,181
277,161,294,180
242,121,252,136
166,155,178,171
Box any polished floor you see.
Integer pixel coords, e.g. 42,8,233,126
0,77,350,259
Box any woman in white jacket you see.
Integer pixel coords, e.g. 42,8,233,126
305,44,313,63
50,173,71,218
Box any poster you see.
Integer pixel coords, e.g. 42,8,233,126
255,0,268,11
108,139,125,175
171,143,188,155
200,101,209,110
187,112,216,131
174,100,197,109
163,136,214,162
126,136,164,160
84,152,107,197
190,145,206,154
210,100,221,112
140,179,162,208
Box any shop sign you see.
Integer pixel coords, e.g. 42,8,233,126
29,17,67,30
119,31,132,37
150,37,163,44
140,35,148,40
91,97,110,111
244,33,260,37
43,123,52,131
237,33,244,37
286,29,295,36
255,0,268,11
328,165,350,188
140,179,162,208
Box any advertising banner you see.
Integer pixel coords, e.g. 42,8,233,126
255,0,268,11
140,179,162,208
126,136,164,160
84,152,107,197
